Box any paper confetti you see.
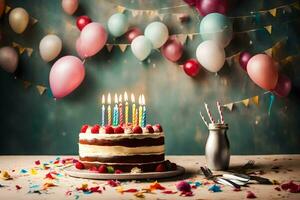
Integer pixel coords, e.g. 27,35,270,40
20,169,28,174
44,172,55,179
149,181,166,190
162,190,177,194
0,170,11,180
15,185,22,190
246,191,257,198
30,168,38,175
281,181,300,193
134,192,145,198
107,180,120,187
208,184,222,192
35,160,41,165
43,182,57,190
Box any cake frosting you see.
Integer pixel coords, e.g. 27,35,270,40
77,124,175,172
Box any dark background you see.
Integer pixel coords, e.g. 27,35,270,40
0,0,299,155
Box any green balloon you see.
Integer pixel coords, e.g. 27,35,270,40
107,13,129,37
199,13,232,47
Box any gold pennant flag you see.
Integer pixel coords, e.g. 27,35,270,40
12,42,19,48
30,17,39,25
36,85,47,95
26,48,33,57
187,34,194,40
23,80,32,89
264,48,273,56
5,6,11,14
177,34,187,45
158,14,164,21
224,103,234,111
292,2,300,9
252,96,259,105
131,10,139,17
242,99,250,107
265,25,272,34
119,44,128,52
106,44,113,52
116,5,126,13
269,8,277,17
19,47,26,54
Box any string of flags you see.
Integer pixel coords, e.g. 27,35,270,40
19,78,48,96
12,42,33,57
4,5,38,25
221,91,270,111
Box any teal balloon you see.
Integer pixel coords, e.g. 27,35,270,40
131,36,152,61
199,13,232,47
144,22,169,48
107,13,129,37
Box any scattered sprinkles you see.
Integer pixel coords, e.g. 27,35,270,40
246,191,257,198
208,184,222,192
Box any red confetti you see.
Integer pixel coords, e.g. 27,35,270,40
246,191,257,198
90,186,102,193
15,185,22,190
274,187,281,191
180,191,193,196
149,181,166,190
281,181,300,193
107,180,120,187
122,189,138,193
162,190,177,194
233,188,241,192
35,160,40,165
53,160,59,164
45,172,55,179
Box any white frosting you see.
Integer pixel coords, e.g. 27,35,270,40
79,132,164,140
80,160,164,165
79,144,164,157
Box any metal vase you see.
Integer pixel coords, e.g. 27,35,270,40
205,123,230,170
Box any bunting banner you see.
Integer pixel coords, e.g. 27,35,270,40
12,42,34,57
221,92,270,111
19,78,49,96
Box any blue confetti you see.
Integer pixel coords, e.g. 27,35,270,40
30,184,40,189
208,184,222,192
20,169,28,173
56,157,60,161
75,195,80,199
83,191,92,194
194,181,202,187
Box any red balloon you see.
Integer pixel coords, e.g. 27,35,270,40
247,54,278,90
273,74,292,97
125,27,142,43
183,59,201,77
195,0,228,16
161,38,183,62
239,51,252,71
76,15,92,31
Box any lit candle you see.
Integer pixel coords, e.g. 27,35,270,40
107,93,111,126
131,94,136,125
119,94,123,125
142,94,146,127
113,93,119,126
101,94,105,126
138,95,143,127
135,108,139,126
124,92,129,125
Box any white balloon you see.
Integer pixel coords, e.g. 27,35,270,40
131,36,152,61
39,34,62,62
144,22,169,48
196,40,225,73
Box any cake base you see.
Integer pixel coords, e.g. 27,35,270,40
64,165,185,180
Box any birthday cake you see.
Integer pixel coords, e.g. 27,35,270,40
75,93,177,173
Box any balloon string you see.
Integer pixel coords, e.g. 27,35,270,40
82,59,86,64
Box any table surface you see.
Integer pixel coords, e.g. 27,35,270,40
0,155,299,200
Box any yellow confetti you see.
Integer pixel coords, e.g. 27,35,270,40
0,171,11,180
30,168,38,175
134,192,145,198
43,182,56,190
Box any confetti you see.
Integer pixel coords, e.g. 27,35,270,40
20,169,28,174
180,191,193,196
44,172,55,179
162,190,177,194
274,187,281,191
42,182,57,190
281,181,300,193
107,180,120,187
15,185,22,190
233,188,242,192
149,181,166,190
134,192,145,198
208,184,222,192
176,181,191,192
246,191,257,198
0,170,11,180
30,168,38,175
116,186,138,193
35,160,41,165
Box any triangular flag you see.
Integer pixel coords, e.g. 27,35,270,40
131,10,139,17
26,48,33,57
252,96,259,105
30,17,39,25
292,2,300,9
264,48,273,56
269,8,277,17
36,85,47,95
5,6,11,14
119,44,128,52
187,34,194,40
177,34,187,45
242,99,250,107
19,47,26,54
158,14,164,21
265,25,272,34
224,103,234,111
106,44,113,52
12,42,19,48
23,80,32,89
116,5,126,13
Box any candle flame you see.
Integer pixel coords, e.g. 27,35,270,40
124,91,128,101
101,94,105,104
138,95,142,105
142,94,145,105
119,94,122,102
114,93,118,103
131,93,135,103
107,93,111,104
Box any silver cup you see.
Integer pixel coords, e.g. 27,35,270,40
205,123,230,170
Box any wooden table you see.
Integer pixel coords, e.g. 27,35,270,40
0,155,299,199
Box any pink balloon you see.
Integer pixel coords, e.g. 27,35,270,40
247,54,278,91
239,51,252,71
75,38,85,59
50,56,85,99
125,27,142,43
273,74,292,97
79,22,107,58
62,0,78,15
161,37,183,62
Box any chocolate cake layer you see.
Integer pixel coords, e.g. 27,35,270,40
81,160,175,173
80,154,164,163
79,137,164,147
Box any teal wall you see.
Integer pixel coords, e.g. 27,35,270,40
0,0,299,155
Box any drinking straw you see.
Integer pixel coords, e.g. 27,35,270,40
199,111,209,128
217,101,224,124
204,103,215,124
